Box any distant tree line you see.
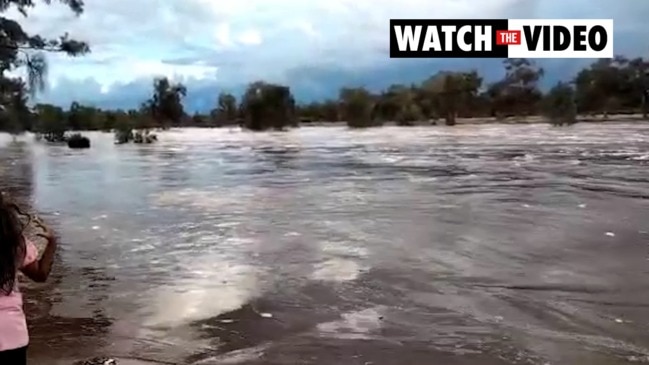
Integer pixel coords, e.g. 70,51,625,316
0,0,647,136
4,56,647,136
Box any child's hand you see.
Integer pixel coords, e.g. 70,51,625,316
34,216,55,241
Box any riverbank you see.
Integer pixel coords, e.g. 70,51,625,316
1,115,647,146
458,113,647,125
303,113,648,127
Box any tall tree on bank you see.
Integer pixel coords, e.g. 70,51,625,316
574,56,649,118
142,77,187,129
375,84,422,126
0,78,29,134
211,92,238,126
543,81,577,126
240,81,297,131
0,0,89,135
488,58,544,117
422,70,482,126
339,87,377,128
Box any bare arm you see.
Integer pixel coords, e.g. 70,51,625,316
21,236,57,282
21,219,58,283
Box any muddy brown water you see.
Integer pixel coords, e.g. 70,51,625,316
1,123,648,365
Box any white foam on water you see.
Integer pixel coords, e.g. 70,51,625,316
406,174,438,183
317,307,384,339
141,251,262,328
312,258,365,282
150,187,273,214
319,239,369,258
113,360,162,365
152,189,239,211
310,240,370,282
129,243,156,253
192,344,268,364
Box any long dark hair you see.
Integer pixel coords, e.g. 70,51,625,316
0,192,30,295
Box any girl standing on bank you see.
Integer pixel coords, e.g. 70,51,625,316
0,193,58,365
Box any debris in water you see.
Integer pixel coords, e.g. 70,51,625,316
578,204,586,208
522,204,531,208
260,313,273,318
627,355,649,363
614,318,623,323
92,226,100,230
605,232,615,237
73,357,117,365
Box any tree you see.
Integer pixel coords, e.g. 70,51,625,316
211,92,237,126
543,81,577,126
297,100,339,122
191,112,207,127
422,70,482,125
575,56,649,118
375,84,422,125
144,77,187,128
240,81,296,131
0,0,89,93
339,87,377,128
627,57,649,118
34,103,66,141
67,101,82,130
489,58,544,117
0,0,89,136
0,77,31,135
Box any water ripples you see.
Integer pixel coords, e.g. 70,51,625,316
1,123,649,364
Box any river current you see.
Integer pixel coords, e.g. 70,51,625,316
1,123,648,365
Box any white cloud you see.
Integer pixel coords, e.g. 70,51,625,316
287,20,321,40
214,23,234,48
237,29,263,46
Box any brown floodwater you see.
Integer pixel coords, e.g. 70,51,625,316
1,123,648,365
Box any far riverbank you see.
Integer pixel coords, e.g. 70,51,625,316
303,113,648,127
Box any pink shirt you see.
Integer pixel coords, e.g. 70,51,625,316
0,239,38,351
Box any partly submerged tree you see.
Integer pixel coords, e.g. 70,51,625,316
113,110,134,144
33,103,66,141
574,56,649,118
375,84,422,125
488,58,544,117
339,87,378,128
543,81,577,126
240,81,296,131
143,77,187,129
0,77,31,135
297,99,339,123
422,70,482,126
211,92,237,126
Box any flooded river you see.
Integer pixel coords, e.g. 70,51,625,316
1,123,649,365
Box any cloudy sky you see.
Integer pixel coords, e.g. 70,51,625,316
7,0,649,112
